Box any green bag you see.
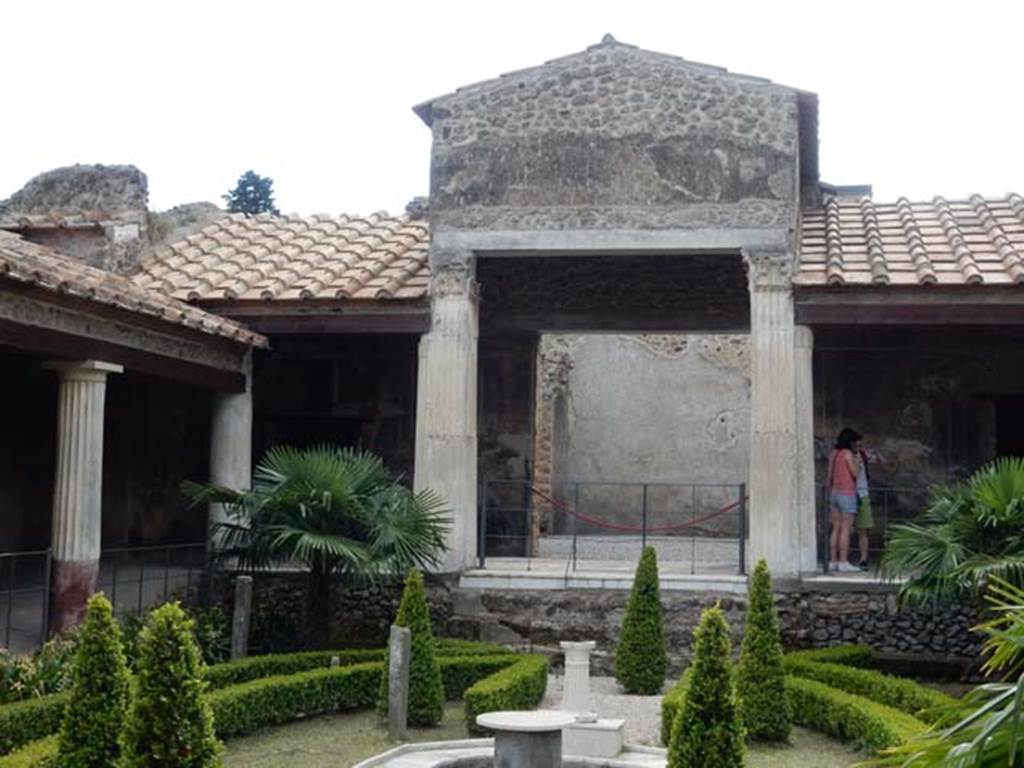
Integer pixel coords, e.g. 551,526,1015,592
855,495,874,529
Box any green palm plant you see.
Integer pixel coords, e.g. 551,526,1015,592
866,577,1024,766
184,445,449,647
880,457,1024,606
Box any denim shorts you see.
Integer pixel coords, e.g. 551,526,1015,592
830,492,858,515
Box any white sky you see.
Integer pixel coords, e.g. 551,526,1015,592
3,0,1023,215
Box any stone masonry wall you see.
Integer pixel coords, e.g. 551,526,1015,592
427,37,800,232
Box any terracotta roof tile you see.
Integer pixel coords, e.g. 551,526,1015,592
0,231,267,347
798,195,1024,287
135,212,430,303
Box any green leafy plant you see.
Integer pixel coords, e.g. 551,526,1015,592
184,445,449,647
377,570,444,726
868,577,1024,766
614,546,667,694
222,171,280,216
121,603,221,768
56,594,130,768
667,604,744,768
881,457,1024,606
660,669,693,746
0,634,76,706
737,558,791,741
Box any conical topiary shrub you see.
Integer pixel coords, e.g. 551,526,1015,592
121,602,221,768
737,558,791,741
667,604,744,768
378,569,444,726
614,546,667,694
57,593,131,768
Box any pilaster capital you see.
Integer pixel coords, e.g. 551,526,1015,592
430,262,478,300
43,359,124,383
742,249,795,292
794,325,814,349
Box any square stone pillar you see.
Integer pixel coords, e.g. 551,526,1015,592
209,350,253,537
794,325,818,572
414,257,478,573
43,360,123,632
744,250,802,577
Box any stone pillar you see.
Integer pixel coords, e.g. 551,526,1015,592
559,641,597,722
414,257,478,572
209,351,253,536
794,326,818,573
744,250,801,577
44,360,123,632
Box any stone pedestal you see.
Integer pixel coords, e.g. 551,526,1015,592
414,260,478,572
744,250,802,577
209,351,252,539
559,641,597,722
44,360,122,632
563,719,626,760
477,710,575,768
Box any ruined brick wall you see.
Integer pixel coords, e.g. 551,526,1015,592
426,37,801,233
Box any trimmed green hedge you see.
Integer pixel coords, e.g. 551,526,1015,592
205,649,384,690
0,645,531,762
786,645,874,668
464,654,549,736
786,676,927,752
660,669,692,746
0,694,68,756
208,662,382,738
0,737,57,768
783,655,957,724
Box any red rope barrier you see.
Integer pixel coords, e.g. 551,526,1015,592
528,485,745,534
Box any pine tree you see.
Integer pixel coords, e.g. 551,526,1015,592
57,594,131,768
614,546,667,694
121,603,221,767
667,605,744,768
378,570,444,726
737,558,792,741
222,170,280,216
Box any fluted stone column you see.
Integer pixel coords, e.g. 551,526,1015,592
794,326,818,572
44,360,122,632
209,351,253,539
414,257,478,573
744,250,801,577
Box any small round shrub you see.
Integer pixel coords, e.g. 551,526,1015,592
737,558,791,741
378,569,444,727
56,594,131,768
614,546,667,694
121,602,221,768
667,604,744,768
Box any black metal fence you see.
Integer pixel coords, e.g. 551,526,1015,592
480,479,747,575
1,543,208,654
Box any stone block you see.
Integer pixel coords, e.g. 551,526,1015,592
563,718,625,759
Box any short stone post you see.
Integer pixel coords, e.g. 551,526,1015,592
230,575,253,660
387,624,411,740
559,641,597,722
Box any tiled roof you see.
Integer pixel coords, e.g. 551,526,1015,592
798,195,1024,287
0,231,267,347
134,213,430,302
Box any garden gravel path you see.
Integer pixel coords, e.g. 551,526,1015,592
541,674,668,746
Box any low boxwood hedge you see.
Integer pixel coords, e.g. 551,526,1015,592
785,645,874,668
0,694,68,756
786,675,927,752
0,737,57,768
660,668,692,746
783,655,957,724
464,654,549,736
205,648,384,690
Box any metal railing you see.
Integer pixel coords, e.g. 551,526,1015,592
0,543,209,653
479,480,747,575
818,485,931,572
0,549,51,654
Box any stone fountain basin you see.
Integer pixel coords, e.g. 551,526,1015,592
351,739,667,768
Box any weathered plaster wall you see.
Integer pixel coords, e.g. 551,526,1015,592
532,333,750,532
426,38,801,232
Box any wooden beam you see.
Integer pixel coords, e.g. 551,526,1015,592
481,311,750,334
795,302,1024,326
232,313,430,335
0,319,245,392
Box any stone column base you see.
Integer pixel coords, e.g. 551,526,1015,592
50,558,100,633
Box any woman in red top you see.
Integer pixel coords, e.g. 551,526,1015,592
827,428,863,573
